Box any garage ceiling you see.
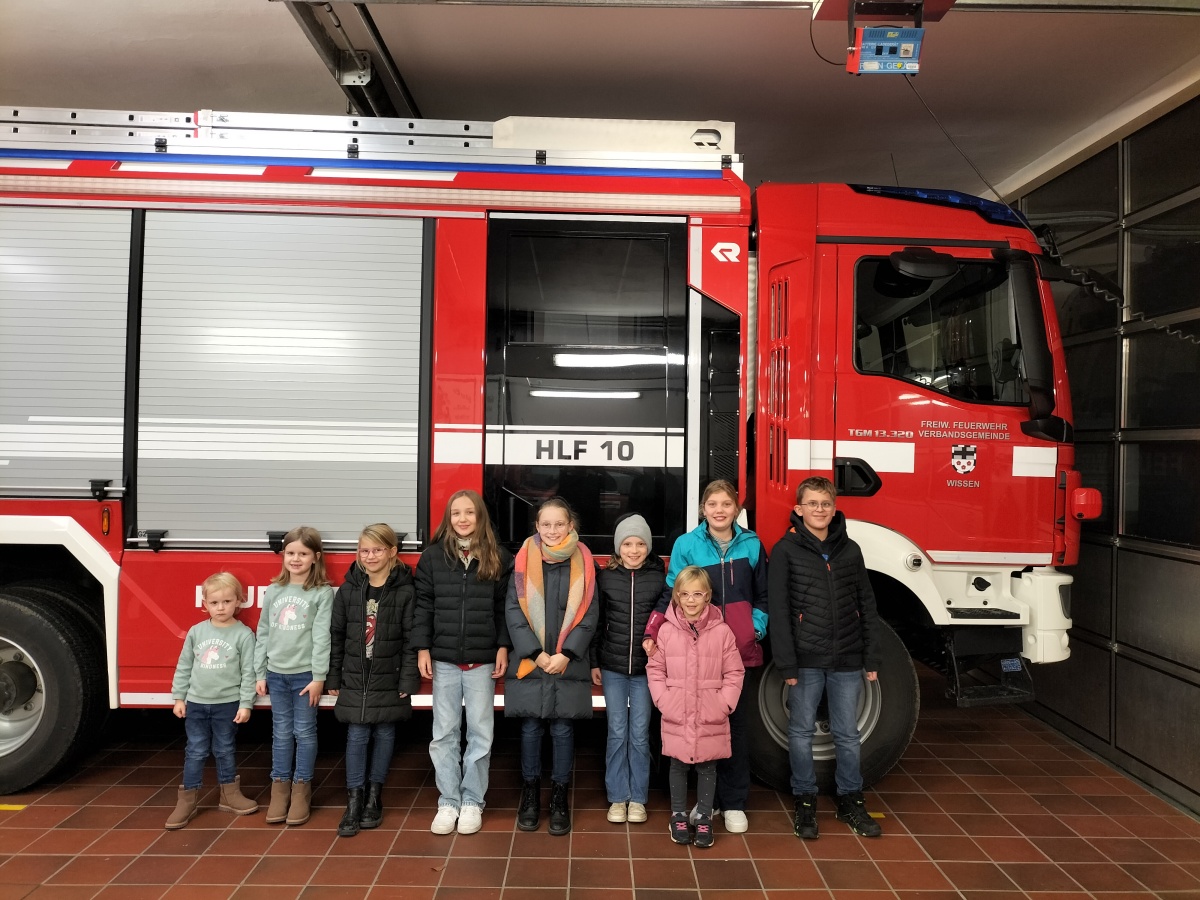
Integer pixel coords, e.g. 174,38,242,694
2,0,1200,198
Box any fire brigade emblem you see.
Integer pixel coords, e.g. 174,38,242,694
951,444,977,474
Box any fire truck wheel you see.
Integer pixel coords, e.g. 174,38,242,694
745,620,919,794
0,591,107,795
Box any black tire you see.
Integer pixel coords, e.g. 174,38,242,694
7,580,105,639
0,591,107,794
745,620,919,794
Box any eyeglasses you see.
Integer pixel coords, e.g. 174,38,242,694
359,547,388,557
800,501,835,511
676,591,709,601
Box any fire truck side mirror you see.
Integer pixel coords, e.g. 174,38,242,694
1069,487,1103,521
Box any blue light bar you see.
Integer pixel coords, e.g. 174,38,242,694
849,184,1028,228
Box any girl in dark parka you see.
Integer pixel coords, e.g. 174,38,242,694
327,523,418,838
505,497,598,837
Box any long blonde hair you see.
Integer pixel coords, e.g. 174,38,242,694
270,525,332,590
431,490,503,582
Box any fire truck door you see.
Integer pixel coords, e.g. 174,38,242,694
483,216,690,555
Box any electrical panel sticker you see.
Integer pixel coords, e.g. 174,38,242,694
847,27,924,75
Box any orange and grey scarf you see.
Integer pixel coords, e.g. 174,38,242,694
513,530,595,679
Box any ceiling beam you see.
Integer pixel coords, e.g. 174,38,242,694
305,0,1200,10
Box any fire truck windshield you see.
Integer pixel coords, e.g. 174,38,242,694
854,255,1031,406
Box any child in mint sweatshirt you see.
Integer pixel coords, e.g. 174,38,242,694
167,572,258,829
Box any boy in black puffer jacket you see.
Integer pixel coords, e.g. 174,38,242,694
767,476,883,840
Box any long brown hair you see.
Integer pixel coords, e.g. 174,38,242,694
270,525,332,590
431,490,503,582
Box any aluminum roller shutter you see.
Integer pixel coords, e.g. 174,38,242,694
0,206,130,496
137,211,423,547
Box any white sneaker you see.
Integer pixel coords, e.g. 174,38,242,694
626,802,647,823
431,806,458,834
457,804,483,835
607,802,627,823
723,809,748,833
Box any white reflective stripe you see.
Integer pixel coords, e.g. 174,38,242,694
434,430,483,464
309,167,455,182
1012,446,1057,478
927,550,1053,565
788,438,834,471
686,289,702,528
435,423,482,431
119,163,267,176
0,174,743,215
837,440,916,473
690,225,704,291
120,693,427,708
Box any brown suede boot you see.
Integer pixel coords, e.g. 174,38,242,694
265,778,291,824
218,775,259,815
165,786,199,830
285,780,312,826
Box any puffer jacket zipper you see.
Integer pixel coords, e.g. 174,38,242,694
360,578,371,721
626,569,636,675
457,558,468,663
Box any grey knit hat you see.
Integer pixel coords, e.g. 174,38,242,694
613,513,652,549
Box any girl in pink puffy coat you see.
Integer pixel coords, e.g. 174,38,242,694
646,566,744,849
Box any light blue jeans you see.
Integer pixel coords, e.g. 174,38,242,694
429,660,497,810
601,669,652,804
788,668,864,796
266,670,319,783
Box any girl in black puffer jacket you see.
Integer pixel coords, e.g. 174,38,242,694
592,514,665,826
328,523,418,838
413,490,513,837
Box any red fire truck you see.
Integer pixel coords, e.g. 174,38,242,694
0,106,1099,794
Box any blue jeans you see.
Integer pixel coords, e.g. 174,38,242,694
788,669,864,796
601,670,652,804
266,670,319,783
430,661,497,809
182,700,240,789
345,722,396,790
520,717,574,784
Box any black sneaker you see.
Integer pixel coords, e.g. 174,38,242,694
669,812,691,845
835,792,882,837
693,813,714,849
793,793,819,840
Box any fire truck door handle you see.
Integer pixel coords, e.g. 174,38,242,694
833,457,883,497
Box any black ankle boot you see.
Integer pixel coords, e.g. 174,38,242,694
548,780,571,836
338,788,365,838
517,778,541,831
360,782,384,829
793,793,819,840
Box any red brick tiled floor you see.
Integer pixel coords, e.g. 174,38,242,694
3,669,1199,899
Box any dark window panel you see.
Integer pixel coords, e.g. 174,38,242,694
1122,441,1200,547
1024,146,1119,245
1126,327,1200,429
1064,339,1118,432
1128,95,1200,212
1052,235,1121,336
1128,197,1200,318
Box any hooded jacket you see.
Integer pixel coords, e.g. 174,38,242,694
645,521,769,667
327,561,419,724
412,543,514,665
767,510,881,679
594,559,666,676
647,602,744,764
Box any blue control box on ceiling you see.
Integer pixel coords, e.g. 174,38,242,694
847,27,924,75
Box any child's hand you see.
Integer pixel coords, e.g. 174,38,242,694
866,671,878,682
300,680,324,706
492,647,508,679
255,679,268,697
327,689,339,697
785,678,798,686
417,649,433,680
591,667,602,686
544,653,569,675
535,651,552,671
234,708,251,724
173,700,186,718
642,638,658,658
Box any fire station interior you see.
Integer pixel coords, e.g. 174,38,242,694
3,1,1200,897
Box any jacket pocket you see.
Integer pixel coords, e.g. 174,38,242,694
699,688,728,726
